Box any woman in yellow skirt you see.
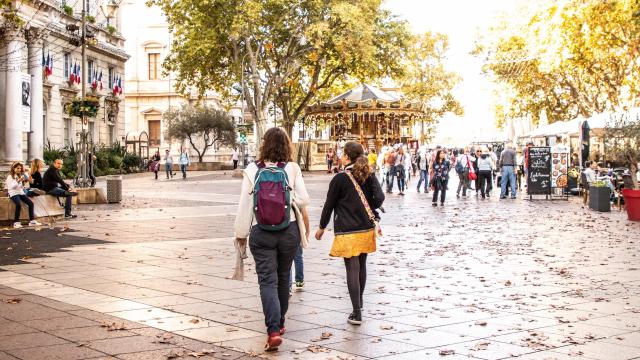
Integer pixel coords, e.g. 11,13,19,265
315,142,385,325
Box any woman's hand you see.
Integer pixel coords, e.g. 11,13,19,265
236,238,247,247
315,229,324,240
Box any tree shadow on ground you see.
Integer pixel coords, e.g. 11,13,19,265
0,227,111,267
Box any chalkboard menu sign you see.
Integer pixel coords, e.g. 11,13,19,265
527,146,552,195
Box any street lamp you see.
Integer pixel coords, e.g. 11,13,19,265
104,0,119,26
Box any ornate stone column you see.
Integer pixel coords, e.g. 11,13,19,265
27,28,45,161
4,26,24,163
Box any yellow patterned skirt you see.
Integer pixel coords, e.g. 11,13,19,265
329,228,376,258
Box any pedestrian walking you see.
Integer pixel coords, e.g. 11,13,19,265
477,148,494,199
233,128,310,352
395,146,407,195
455,148,473,198
164,149,174,179
289,245,304,293
473,149,482,196
416,149,430,193
500,145,518,199
431,150,451,206
232,147,240,169
316,141,385,326
179,148,190,179
384,147,396,193
5,162,42,228
326,148,335,174
151,151,161,180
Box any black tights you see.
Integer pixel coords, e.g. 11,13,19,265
343,253,367,311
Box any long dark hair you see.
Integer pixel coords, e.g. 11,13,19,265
344,142,370,183
435,150,445,164
258,128,293,163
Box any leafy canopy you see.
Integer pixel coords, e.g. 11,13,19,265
164,105,237,162
146,0,413,139
478,0,640,127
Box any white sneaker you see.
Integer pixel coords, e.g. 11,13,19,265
28,220,42,227
13,222,22,229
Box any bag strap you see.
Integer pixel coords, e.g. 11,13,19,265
344,171,376,222
466,156,474,173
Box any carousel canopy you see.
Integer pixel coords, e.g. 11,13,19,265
305,83,423,116
327,83,399,103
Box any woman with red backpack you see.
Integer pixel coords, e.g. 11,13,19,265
316,141,385,325
234,128,310,351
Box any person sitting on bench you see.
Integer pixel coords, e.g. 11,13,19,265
43,158,78,219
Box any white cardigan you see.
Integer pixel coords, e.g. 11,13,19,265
5,175,25,198
234,162,310,239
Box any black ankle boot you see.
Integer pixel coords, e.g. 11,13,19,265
348,309,362,325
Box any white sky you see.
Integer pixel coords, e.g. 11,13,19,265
382,0,525,145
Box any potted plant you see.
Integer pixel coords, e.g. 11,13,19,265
65,96,100,118
62,4,73,16
85,15,96,23
589,181,611,212
604,113,640,221
107,25,117,35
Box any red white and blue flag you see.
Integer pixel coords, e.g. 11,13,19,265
42,53,53,77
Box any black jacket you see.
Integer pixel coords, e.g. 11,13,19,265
319,169,385,234
30,171,43,189
43,167,69,192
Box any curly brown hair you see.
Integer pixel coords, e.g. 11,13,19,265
343,142,371,184
258,128,293,163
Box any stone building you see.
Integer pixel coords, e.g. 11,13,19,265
0,0,128,165
121,0,249,161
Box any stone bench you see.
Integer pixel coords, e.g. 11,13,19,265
0,194,65,221
71,187,108,205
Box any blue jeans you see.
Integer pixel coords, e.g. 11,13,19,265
180,164,188,178
289,245,304,287
500,166,517,198
386,166,396,192
249,224,300,334
166,163,173,178
417,170,429,191
47,187,73,215
10,194,34,221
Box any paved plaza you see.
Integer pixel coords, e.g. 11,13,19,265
1,171,639,360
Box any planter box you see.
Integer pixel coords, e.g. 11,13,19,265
589,186,611,212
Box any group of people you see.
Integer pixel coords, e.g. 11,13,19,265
150,148,191,180
234,128,384,351
4,158,78,228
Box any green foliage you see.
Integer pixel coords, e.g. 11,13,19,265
604,114,640,189
146,0,413,139
107,25,117,35
479,0,640,126
43,141,143,180
62,4,73,16
164,105,237,162
85,15,96,23
2,0,23,25
66,97,100,118
400,32,464,137
122,152,142,172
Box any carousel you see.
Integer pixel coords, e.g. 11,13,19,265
304,84,426,152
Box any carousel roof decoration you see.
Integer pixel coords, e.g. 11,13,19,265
303,84,428,148
304,83,425,119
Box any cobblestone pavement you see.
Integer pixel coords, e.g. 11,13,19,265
0,171,639,359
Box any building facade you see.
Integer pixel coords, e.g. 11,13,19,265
0,0,129,165
121,0,248,160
